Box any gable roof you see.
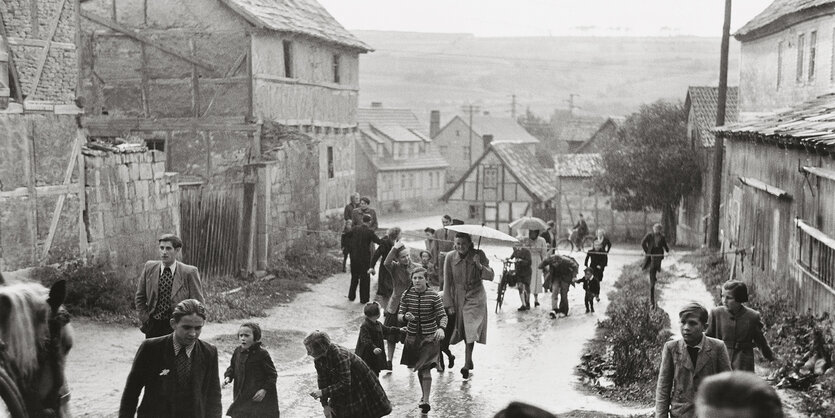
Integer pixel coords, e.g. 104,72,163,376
715,92,835,154
734,0,835,41
553,153,602,178
221,0,372,51
557,117,610,145
358,107,425,132
441,142,556,202
685,86,740,147
356,136,448,172
468,116,540,144
365,124,425,143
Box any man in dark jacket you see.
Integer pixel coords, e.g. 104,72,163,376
511,245,532,311
347,214,383,303
343,193,360,224
351,197,378,230
368,227,401,308
120,299,222,418
641,223,670,309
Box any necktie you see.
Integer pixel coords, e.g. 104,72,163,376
154,267,173,319
176,347,192,386
687,346,699,368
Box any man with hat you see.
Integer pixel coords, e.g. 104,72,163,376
135,234,205,338
656,302,731,418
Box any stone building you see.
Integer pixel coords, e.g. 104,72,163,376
356,105,448,213
75,0,371,269
677,86,739,247
432,115,539,184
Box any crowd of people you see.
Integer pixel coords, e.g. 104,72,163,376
113,193,783,417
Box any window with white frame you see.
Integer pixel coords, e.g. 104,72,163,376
797,33,806,83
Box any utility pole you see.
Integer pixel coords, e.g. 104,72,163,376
461,103,481,165
708,0,732,249
511,94,517,119
567,93,579,116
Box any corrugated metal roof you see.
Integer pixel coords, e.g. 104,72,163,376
686,86,739,147
358,108,425,132
221,0,372,51
735,0,835,40
469,116,540,144
716,92,835,153
553,153,602,178
491,142,557,202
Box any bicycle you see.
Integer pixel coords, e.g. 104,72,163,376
554,228,595,253
495,257,518,313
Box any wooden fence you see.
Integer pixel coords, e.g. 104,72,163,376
180,182,255,278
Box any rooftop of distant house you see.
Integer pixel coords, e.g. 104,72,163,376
452,115,540,144
553,153,602,178
221,0,372,51
686,86,739,147
358,106,425,133
735,0,835,41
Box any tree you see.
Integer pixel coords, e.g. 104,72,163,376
594,100,700,244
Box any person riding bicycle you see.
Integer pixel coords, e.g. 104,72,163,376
572,214,589,249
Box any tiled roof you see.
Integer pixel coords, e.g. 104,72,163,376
490,142,557,202
735,0,835,40
358,108,425,132
357,138,448,172
556,117,609,145
469,116,540,144
368,124,425,143
221,0,372,51
553,153,602,178
686,86,739,147
715,92,835,153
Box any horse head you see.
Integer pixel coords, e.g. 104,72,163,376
0,277,73,418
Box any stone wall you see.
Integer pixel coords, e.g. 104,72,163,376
83,147,180,278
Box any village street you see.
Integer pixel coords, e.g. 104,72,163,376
65,213,658,417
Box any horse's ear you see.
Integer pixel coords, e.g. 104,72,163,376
47,280,67,312
0,294,11,322
0,272,5,285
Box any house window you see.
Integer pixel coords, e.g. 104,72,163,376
408,173,415,188
428,172,434,188
468,205,480,219
332,54,341,83
809,30,817,81
397,144,404,158
439,145,448,154
401,174,406,188
462,146,470,161
797,33,805,83
327,146,334,178
455,130,461,137
777,40,783,90
145,139,165,152
483,167,498,188
283,40,293,78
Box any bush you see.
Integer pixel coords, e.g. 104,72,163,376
30,263,136,323
680,249,728,305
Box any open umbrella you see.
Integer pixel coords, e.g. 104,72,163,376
445,224,518,243
508,216,548,231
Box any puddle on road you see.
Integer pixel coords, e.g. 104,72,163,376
211,329,308,368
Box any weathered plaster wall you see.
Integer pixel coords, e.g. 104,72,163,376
0,0,78,103
318,130,357,215
83,148,180,278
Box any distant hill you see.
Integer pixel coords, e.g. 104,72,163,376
353,30,740,124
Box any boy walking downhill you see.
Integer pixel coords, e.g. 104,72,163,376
655,303,731,418
510,244,532,311
575,267,600,313
355,302,404,376
223,323,280,418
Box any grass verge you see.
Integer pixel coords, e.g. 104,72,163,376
577,262,673,405
683,248,835,417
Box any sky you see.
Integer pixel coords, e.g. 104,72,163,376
317,0,777,37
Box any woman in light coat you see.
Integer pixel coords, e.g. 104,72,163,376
521,230,548,307
442,232,493,379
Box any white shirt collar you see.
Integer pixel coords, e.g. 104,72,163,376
160,261,177,277
172,337,195,358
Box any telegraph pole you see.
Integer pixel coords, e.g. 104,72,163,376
511,94,517,119
461,103,481,165
567,94,579,116
708,0,732,249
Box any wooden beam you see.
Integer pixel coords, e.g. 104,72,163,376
140,43,150,117
5,37,76,50
190,39,199,117
803,166,835,182
0,184,82,198
200,51,247,118
80,116,256,131
30,0,40,40
0,14,25,102
738,176,792,200
25,120,38,264
41,134,82,263
252,73,360,92
30,0,67,98
76,130,87,260
81,11,217,73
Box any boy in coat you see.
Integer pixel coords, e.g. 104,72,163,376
355,302,403,376
120,299,222,418
655,302,731,418
223,322,280,417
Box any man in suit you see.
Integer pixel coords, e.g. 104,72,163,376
351,196,378,230
347,214,382,303
135,234,205,338
120,299,222,418
343,193,360,224
656,303,732,418
642,223,670,309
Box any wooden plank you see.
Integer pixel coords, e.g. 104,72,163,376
140,43,150,117
29,0,67,98
30,0,40,39
41,134,81,263
25,120,38,264
81,116,256,132
0,14,24,102
0,183,82,198
738,176,792,200
803,166,835,182
80,11,217,73
246,36,253,120
77,130,87,260
200,51,247,118
190,39,200,117
5,37,76,50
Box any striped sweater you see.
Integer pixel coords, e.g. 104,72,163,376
398,287,448,336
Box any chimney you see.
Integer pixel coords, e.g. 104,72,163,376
430,110,441,138
371,102,383,108
483,134,494,149
483,110,490,116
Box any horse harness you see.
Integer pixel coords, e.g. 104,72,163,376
0,307,72,418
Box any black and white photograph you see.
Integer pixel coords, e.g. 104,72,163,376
0,0,832,416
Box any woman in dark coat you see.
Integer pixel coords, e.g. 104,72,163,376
224,323,280,417
369,227,401,308
585,228,612,284
641,223,669,308
706,281,775,371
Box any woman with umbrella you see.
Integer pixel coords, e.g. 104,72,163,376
442,232,494,379
511,217,549,308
